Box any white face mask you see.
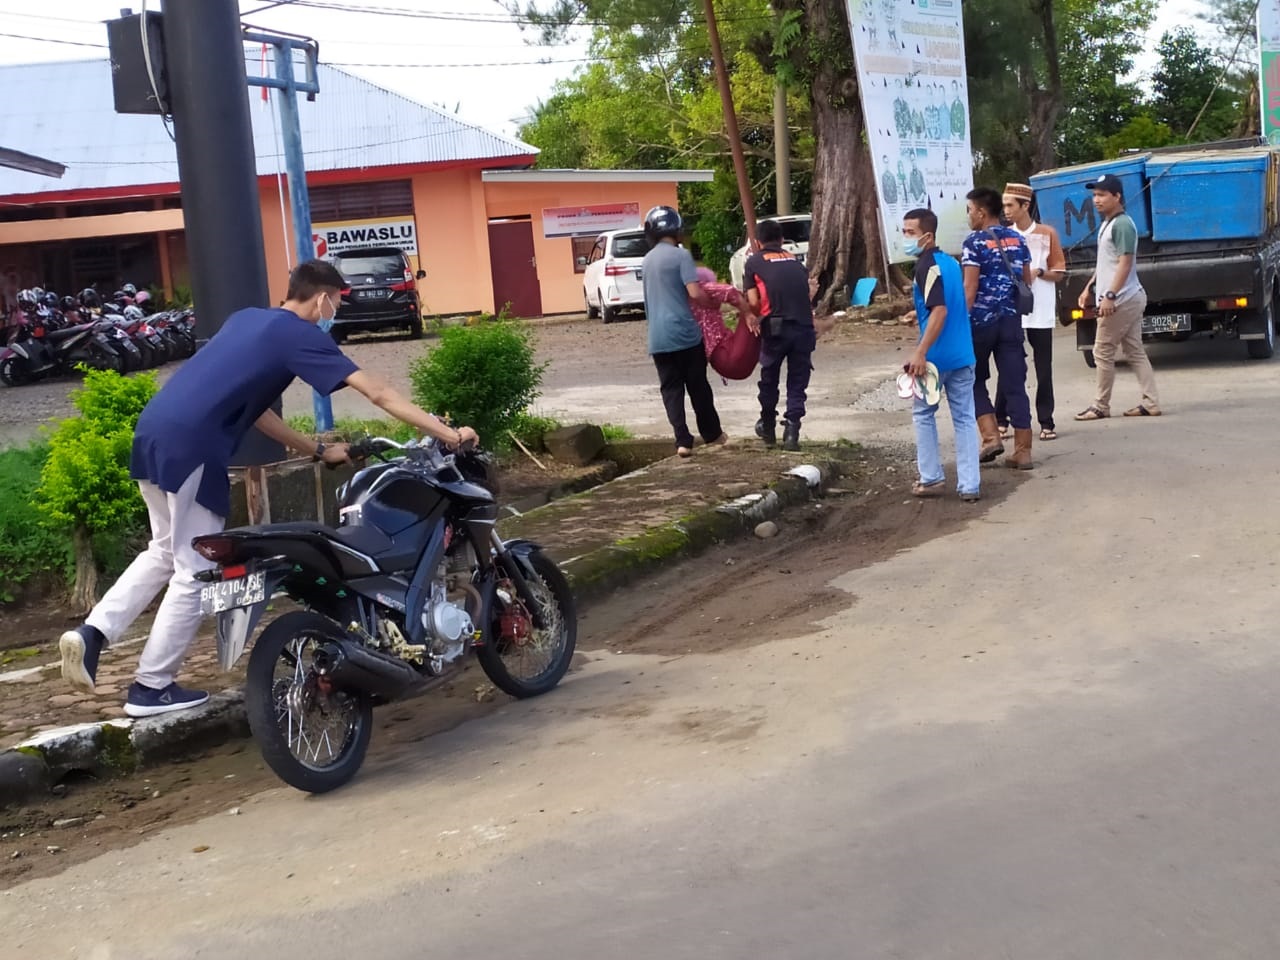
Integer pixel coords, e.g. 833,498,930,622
317,293,337,332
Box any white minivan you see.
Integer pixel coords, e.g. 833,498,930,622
581,228,650,323
728,213,812,290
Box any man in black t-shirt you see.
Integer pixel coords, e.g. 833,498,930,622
743,219,815,451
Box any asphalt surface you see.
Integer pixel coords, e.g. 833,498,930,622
5,328,1280,958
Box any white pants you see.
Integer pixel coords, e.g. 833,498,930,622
87,466,224,689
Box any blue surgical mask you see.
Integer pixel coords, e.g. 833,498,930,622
902,238,922,258
317,293,337,333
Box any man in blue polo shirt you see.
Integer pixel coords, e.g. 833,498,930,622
902,207,980,501
59,260,477,718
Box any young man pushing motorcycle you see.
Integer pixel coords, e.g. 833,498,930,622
59,259,478,718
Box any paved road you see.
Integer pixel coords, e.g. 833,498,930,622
7,331,1280,958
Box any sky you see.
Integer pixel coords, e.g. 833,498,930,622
0,0,1240,142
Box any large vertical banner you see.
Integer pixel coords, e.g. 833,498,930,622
845,0,975,261
1259,0,1280,144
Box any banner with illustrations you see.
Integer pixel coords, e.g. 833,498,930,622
845,0,975,261
1259,1,1280,144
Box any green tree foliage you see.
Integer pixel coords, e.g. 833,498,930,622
408,321,547,449
1151,28,1241,142
36,369,159,610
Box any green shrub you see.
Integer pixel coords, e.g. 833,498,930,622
408,321,546,449
37,368,159,609
288,414,417,444
0,444,70,603
601,423,634,442
508,412,561,452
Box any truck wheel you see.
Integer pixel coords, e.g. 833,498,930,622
600,293,616,325
1247,299,1275,359
585,292,599,319
1082,349,1096,369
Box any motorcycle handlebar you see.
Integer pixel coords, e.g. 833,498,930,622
344,434,480,465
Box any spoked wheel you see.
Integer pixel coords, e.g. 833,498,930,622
479,551,577,698
245,611,373,793
0,356,28,386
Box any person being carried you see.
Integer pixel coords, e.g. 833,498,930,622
744,218,816,452
59,259,478,718
690,265,757,381
641,205,728,458
902,208,981,502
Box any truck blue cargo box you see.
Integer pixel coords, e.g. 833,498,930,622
1145,150,1273,242
1029,155,1150,248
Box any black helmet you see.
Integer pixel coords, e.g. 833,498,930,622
121,282,137,297
60,295,77,312
79,288,101,309
643,205,683,248
41,291,59,308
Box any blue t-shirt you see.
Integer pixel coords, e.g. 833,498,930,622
960,225,1030,326
912,247,975,374
641,241,702,355
130,307,359,516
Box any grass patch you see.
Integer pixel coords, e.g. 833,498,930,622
0,443,71,603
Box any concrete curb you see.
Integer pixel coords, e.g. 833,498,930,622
0,451,853,807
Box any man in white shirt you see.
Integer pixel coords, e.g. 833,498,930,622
997,183,1065,441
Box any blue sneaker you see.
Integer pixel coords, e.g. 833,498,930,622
124,681,210,718
59,625,105,694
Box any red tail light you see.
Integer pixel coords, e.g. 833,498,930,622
193,536,236,562
604,263,629,276
220,563,247,580
390,280,414,292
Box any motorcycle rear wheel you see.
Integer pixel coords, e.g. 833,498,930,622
0,356,29,387
478,551,577,698
246,611,374,794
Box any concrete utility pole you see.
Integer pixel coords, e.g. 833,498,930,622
160,0,283,464
774,83,792,215
701,0,756,247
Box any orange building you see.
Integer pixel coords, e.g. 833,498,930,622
0,60,711,317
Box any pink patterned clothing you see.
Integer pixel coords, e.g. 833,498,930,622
691,282,744,359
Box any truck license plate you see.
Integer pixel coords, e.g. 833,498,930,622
1143,313,1191,334
200,572,266,615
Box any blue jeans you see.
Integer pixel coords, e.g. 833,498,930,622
912,364,980,496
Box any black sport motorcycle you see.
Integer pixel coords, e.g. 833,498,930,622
192,436,577,794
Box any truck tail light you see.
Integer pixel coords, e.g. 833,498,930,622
1070,309,1085,321
1209,297,1249,310
604,263,629,276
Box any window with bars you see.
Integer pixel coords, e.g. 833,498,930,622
309,180,414,223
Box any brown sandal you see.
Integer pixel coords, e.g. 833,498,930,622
911,480,945,498
1039,428,1058,441
1074,406,1109,421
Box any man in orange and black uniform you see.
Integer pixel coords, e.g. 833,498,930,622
743,218,815,451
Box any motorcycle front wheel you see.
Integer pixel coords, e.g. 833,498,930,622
245,611,374,794
479,551,577,698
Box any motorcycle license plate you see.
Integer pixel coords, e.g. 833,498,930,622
1142,313,1191,335
200,572,266,615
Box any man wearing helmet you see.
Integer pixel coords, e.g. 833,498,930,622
640,205,727,457
58,259,479,718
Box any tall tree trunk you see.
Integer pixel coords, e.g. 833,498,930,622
804,0,884,313
71,525,98,614
1031,0,1063,174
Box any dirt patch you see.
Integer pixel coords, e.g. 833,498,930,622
0,443,1026,886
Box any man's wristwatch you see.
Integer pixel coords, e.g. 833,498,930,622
312,442,326,462
1036,267,1045,278
1103,291,1118,301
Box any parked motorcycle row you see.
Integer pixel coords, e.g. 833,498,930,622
0,284,197,387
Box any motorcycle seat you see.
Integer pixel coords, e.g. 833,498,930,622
236,520,415,577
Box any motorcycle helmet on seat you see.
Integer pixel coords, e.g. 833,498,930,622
643,205,683,249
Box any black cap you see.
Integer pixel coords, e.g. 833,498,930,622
1085,173,1124,198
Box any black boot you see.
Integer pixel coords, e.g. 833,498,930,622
781,418,800,451
755,417,776,447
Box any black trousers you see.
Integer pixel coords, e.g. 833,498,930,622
995,327,1055,431
652,343,722,448
757,321,816,424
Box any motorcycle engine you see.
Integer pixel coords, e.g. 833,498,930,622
421,576,475,671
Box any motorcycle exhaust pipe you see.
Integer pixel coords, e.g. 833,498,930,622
313,638,422,701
